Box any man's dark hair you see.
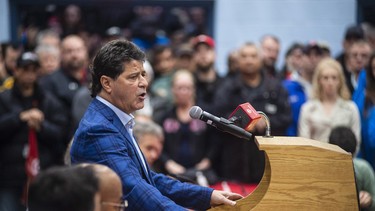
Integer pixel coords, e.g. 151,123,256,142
90,39,146,97
328,126,357,155
149,45,173,67
344,25,365,41
285,42,304,58
28,165,99,211
302,42,324,56
1,41,21,60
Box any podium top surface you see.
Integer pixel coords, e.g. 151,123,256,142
255,136,349,154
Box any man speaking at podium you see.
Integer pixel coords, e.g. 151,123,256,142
70,39,242,210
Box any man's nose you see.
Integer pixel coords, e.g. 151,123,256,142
140,76,148,87
150,150,158,159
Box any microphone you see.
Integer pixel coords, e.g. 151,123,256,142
189,106,252,140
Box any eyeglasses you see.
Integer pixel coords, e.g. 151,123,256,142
350,53,370,59
102,200,128,211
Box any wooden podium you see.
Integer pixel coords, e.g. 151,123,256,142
209,136,359,210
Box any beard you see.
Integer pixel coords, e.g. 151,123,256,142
196,61,213,73
63,59,85,71
264,58,276,68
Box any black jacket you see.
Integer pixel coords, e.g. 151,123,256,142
0,83,67,187
39,68,88,144
212,72,292,183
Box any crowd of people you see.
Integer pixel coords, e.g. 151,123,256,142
1,3,375,211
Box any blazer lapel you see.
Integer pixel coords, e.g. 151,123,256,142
92,99,153,184
119,125,153,183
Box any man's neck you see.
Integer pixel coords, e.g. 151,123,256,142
177,101,194,122
64,66,84,82
242,72,261,87
20,85,34,97
300,69,313,84
321,93,338,104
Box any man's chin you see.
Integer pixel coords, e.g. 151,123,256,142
135,103,145,110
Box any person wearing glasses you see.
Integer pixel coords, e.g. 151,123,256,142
81,163,127,211
345,40,372,94
71,39,243,210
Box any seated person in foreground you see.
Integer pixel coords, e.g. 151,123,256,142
329,126,375,211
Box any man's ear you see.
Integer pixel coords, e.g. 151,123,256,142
100,75,112,94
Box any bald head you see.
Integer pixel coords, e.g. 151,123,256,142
92,164,122,200
77,163,123,211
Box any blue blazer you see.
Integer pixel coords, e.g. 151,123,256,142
70,98,213,210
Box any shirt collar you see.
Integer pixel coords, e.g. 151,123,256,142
96,96,134,128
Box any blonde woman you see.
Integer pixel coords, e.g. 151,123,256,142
298,58,361,150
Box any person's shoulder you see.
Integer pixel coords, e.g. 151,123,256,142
42,68,64,79
219,74,239,88
282,79,301,88
39,69,65,87
354,158,374,173
77,102,114,131
42,88,63,105
263,75,284,89
283,79,306,93
339,98,358,111
0,89,12,106
75,86,91,99
354,158,371,166
301,99,319,110
0,88,11,97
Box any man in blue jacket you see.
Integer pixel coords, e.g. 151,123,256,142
70,39,242,210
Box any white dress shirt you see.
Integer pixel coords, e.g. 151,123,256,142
96,96,148,174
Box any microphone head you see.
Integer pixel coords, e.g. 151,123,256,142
189,106,203,119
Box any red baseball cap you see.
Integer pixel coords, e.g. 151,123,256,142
193,34,215,49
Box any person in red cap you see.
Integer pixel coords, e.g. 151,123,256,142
193,35,215,49
192,34,224,113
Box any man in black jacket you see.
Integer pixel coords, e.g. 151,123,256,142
0,52,67,211
39,35,89,151
212,42,292,185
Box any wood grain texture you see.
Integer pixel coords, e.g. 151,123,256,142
209,136,358,211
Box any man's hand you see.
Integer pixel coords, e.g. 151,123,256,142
248,118,266,134
20,108,45,131
210,190,243,207
359,190,372,208
195,158,211,170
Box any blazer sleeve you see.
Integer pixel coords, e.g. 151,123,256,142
71,122,213,211
151,171,213,209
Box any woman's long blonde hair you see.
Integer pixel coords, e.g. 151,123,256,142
311,58,351,100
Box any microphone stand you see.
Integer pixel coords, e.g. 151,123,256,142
257,111,272,138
